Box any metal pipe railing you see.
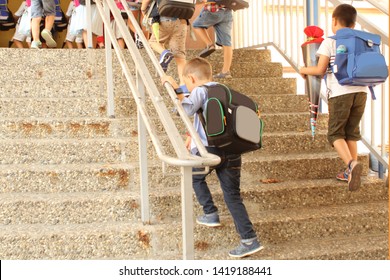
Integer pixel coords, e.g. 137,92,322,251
92,0,220,260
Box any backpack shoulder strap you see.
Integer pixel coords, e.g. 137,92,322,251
196,85,210,127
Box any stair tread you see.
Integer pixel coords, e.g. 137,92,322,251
0,200,386,234
201,233,388,260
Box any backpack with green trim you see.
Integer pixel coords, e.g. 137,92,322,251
198,84,264,154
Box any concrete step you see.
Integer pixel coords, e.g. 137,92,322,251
0,49,104,68
191,201,388,247
115,93,308,118
0,118,128,139
0,163,139,193
147,176,388,221
0,201,386,259
0,92,308,120
0,80,106,99
2,176,386,225
211,62,283,78
201,234,388,260
0,129,333,165
0,67,105,81
0,222,153,259
0,48,271,68
242,152,369,180
0,112,328,140
262,112,328,133
0,98,107,118
0,191,140,225
186,48,272,64
114,76,297,98
212,77,297,95
0,139,132,164
260,131,332,154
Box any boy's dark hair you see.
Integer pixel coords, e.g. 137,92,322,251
183,57,213,80
332,4,357,27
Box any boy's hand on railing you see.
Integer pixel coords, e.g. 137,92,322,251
161,75,179,89
299,67,307,79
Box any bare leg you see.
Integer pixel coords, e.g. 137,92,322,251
117,38,125,49
66,41,74,49
347,140,358,161
149,41,165,54
44,15,55,31
333,139,353,165
31,17,42,43
83,30,97,49
193,27,213,47
175,57,186,86
222,45,233,73
13,40,25,48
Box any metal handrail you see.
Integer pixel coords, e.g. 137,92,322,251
364,0,389,15
92,0,220,260
96,0,219,167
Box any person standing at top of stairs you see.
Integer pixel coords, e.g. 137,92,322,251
193,0,233,79
30,0,57,48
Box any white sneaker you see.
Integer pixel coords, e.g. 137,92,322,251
41,29,57,48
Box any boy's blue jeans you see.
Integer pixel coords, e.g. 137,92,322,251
193,147,257,240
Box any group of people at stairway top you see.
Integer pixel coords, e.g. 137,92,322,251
6,1,233,79
7,0,145,49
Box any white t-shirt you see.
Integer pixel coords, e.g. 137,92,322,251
66,1,75,17
316,37,369,99
15,2,27,17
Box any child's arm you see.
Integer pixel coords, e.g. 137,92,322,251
161,75,185,100
299,54,330,78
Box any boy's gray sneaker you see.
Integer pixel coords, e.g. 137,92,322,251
196,212,221,227
213,71,232,79
229,239,264,258
41,29,57,48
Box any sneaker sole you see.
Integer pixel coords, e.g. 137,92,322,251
196,220,222,227
41,31,57,48
348,162,363,191
336,176,348,182
228,245,264,258
199,48,215,58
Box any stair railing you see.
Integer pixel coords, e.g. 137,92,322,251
91,0,221,260
233,0,389,178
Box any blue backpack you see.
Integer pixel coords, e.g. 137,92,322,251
330,28,388,99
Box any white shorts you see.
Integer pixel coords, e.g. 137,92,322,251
66,29,83,43
12,23,32,43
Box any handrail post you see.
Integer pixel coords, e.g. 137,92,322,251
137,71,150,224
104,1,115,118
181,166,194,260
306,0,319,26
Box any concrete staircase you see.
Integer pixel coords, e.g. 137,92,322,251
0,48,388,260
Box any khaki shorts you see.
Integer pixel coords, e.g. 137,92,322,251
149,19,187,59
327,92,367,145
